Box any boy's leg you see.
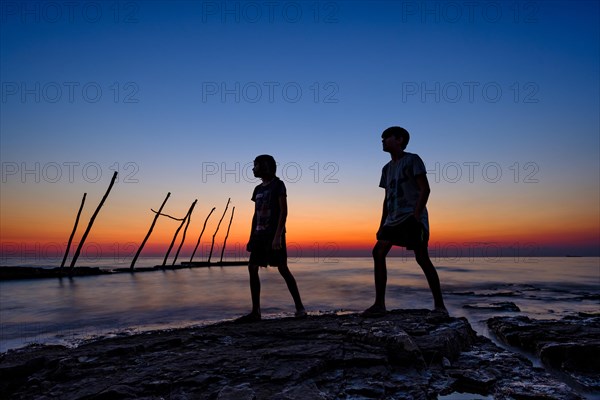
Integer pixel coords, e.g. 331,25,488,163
414,246,446,311
364,240,393,314
248,264,261,316
277,264,305,313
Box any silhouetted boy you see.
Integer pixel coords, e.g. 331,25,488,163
363,127,447,316
237,155,306,322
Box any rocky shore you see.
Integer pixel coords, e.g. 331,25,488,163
488,313,600,394
1,309,593,399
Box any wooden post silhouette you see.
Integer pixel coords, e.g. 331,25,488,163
190,207,216,262
219,207,235,263
61,193,86,269
172,200,197,265
69,172,118,272
208,198,230,263
130,192,171,270
162,200,197,267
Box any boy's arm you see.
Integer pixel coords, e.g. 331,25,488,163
380,194,388,227
247,213,256,252
272,194,287,249
249,213,257,237
377,192,388,235
414,174,431,221
247,188,257,252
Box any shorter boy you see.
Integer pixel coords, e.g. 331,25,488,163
237,154,306,322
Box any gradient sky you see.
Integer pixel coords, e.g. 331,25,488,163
1,0,599,261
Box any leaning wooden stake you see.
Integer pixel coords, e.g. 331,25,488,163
208,198,230,263
190,207,216,262
162,199,197,266
69,172,118,272
130,192,171,270
172,200,198,265
60,193,87,269
219,207,235,263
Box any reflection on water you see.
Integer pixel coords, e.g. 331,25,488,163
1,257,598,352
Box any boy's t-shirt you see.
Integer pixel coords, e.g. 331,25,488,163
379,152,429,231
251,177,286,238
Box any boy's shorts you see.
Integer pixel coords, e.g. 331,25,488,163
376,216,429,250
248,235,287,267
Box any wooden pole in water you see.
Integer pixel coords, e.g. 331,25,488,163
208,198,230,263
162,199,197,267
190,207,216,263
219,206,235,263
60,193,87,269
172,201,197,266
69,172,118,272
130,192,171,270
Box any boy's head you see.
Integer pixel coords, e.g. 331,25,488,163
381,126,410,150
253,154,277,178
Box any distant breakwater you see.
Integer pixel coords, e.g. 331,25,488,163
0,262,248,281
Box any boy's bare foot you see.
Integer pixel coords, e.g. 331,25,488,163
361,304,387,318
295,308,307,318
235,313,261,323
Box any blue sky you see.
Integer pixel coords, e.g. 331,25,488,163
1,1,599,258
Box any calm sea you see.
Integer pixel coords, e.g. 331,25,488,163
1,257,598,353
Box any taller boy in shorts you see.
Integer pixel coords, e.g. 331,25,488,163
363,127,447,316
237,154,306,322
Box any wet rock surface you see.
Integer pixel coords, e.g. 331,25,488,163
488,313,600,393
0,310,585,399
462,301,521,312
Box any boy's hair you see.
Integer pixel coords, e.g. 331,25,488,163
254,154,277,175
382,126,410,149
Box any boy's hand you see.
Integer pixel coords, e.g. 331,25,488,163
246,241,252,252
272,236,282,250
413,210,421,221
376,224,384,238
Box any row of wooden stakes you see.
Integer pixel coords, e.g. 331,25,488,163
60,172,238,271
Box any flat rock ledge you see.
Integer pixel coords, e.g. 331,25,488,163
0,310,583,400
488,313,600,393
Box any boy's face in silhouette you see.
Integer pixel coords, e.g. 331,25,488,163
252,160,269,179
382,134,403,153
